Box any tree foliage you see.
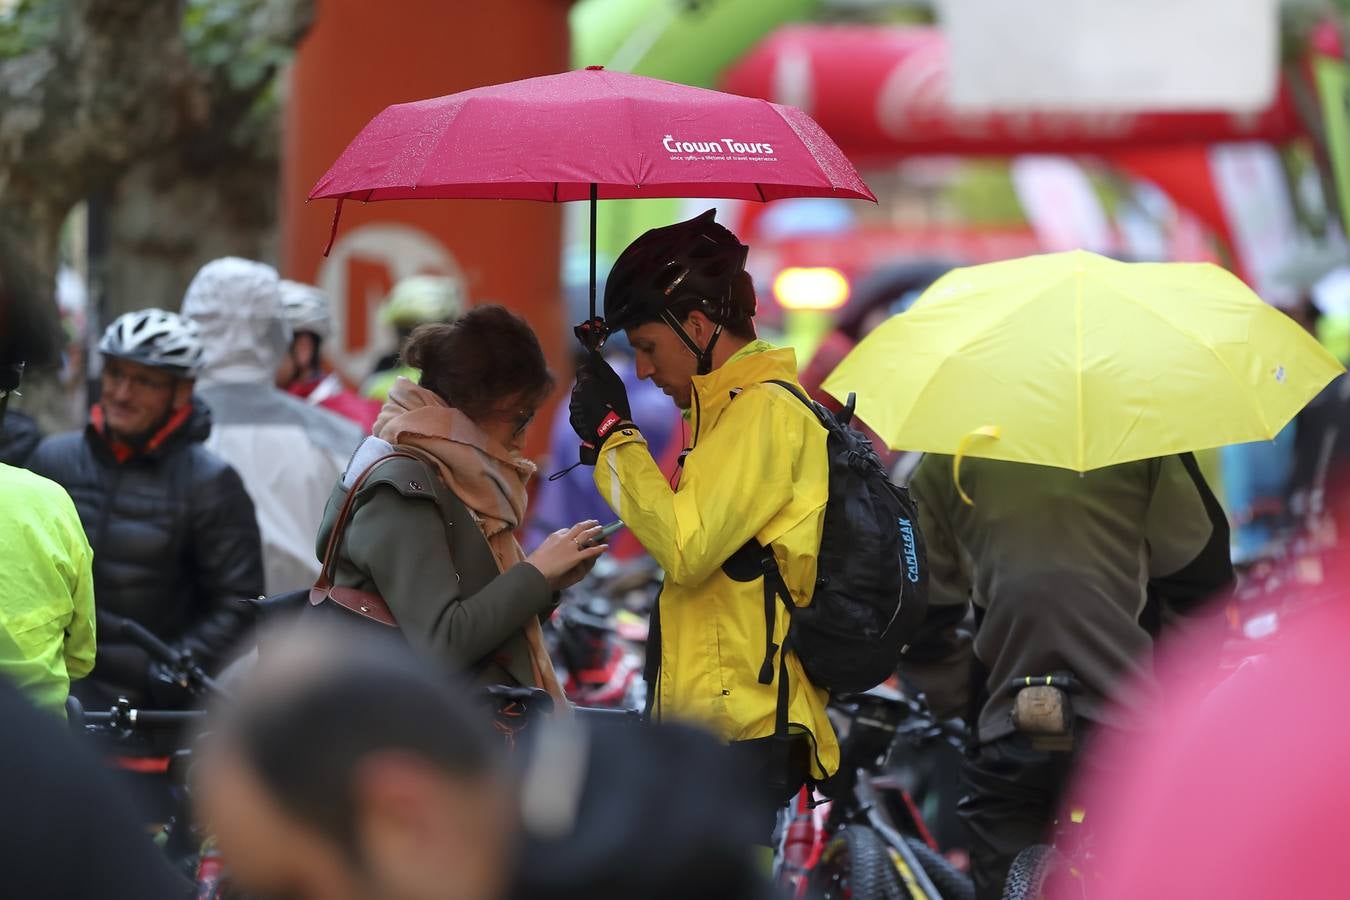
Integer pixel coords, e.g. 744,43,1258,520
0,0,312,379
0,0,59,58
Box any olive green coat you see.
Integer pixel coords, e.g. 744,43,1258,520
314,451,553,688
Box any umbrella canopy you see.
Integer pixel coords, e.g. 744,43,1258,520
822,250,1345,474
309,66,875,204
310,66,875,331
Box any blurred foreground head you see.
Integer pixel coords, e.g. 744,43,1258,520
506,716,778,900
195,621,509,900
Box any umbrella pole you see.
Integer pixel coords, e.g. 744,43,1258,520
589,182,598,323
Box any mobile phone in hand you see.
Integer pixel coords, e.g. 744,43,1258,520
583,520,624,548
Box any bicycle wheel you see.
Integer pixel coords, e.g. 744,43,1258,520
903,837,974,900
1000,844,1082,900
807,826,905,900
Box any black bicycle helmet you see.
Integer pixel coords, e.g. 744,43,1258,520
604,209,750,332
602,209,751,373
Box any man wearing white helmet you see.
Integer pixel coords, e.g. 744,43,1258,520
29,308,264,709
275,280,380,431
181,258,364,595
361,274,466,402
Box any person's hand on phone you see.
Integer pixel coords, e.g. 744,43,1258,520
525,520,607,590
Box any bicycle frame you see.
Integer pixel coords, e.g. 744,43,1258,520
778,685,962,899
836,772,945,899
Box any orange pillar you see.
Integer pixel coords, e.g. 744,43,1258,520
280,0,572,460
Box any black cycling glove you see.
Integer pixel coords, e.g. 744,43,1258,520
569,351,634,463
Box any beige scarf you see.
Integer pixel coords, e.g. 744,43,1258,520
375,377,566,704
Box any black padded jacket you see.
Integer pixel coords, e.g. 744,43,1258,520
0,408,41,467
28,400,263,701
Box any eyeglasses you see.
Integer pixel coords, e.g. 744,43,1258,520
512,409,536,436
102,365,176,392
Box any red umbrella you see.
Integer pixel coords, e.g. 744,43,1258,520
309,66,875,328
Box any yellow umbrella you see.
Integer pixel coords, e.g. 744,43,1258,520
822,250,1344,478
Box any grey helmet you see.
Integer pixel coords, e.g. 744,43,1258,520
279,280,333,340
98,308,204,377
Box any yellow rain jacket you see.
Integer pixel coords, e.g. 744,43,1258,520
595,343,840,778
0,464,96,715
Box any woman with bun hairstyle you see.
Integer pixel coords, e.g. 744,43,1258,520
314,305,605,700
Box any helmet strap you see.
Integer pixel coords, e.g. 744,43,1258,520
698,326,723,376
658,309,722,376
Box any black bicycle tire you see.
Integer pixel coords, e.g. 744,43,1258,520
903,837,974,900
808,826,905,900
1000,844,1066,900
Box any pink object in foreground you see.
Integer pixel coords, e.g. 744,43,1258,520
1077,513,1350,899
309,66,875,205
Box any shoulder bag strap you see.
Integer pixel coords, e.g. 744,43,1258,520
310,451,418,602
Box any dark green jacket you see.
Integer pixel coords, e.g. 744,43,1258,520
314,450,553,688
901,453,1232,743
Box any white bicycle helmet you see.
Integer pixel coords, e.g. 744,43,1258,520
379,275,466,328
279,280,333,339
98,308,204,377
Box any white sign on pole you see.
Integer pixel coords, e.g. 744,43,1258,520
937,0,1280,112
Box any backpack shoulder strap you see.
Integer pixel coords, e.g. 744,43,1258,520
765,378,816,412
767,378,858,429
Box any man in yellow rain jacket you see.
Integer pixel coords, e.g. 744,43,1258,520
568,210,839,841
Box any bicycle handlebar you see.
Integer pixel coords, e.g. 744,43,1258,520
833,687,967,750
897,699,967,751
98,612,179,667
96,611,224,698
82,708,207,728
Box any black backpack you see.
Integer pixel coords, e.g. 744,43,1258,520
722,380,929,706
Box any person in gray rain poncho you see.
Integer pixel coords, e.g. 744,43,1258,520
182,258,363,595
